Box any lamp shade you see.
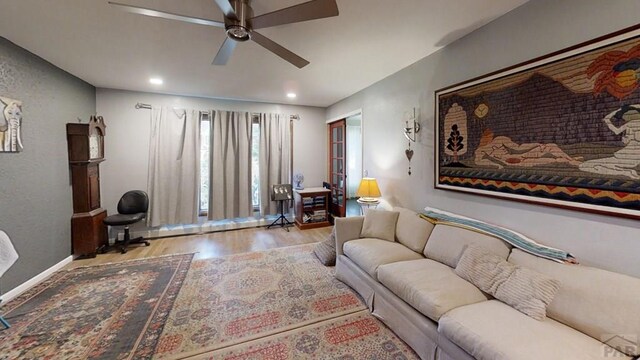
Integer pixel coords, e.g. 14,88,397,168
356,178,381,200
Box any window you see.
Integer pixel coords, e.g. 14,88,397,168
251,118,260,209
200,115,210,214
198,114,261,216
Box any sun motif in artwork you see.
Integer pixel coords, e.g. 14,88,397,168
587,43,640,99
474,103,489,119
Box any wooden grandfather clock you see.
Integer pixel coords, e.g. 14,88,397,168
66,115,107,258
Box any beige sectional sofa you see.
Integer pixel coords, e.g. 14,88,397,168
334,207,640,360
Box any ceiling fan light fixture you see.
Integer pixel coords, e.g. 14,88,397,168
226,25,250,42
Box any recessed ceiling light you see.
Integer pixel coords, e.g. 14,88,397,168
286,93,297,98
149,77,163,85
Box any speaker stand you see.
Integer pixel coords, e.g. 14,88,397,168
267,200,293,231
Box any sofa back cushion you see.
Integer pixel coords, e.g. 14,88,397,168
393,207,434,253
509,249,640,356
423,224,511,268
360,209,399,242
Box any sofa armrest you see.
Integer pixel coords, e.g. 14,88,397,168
335,216,364,255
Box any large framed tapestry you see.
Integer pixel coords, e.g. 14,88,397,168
435,25,640,218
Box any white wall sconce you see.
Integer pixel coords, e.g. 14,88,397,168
403,107,420,143
403,108,420,175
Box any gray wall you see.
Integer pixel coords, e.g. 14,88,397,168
0,38,96,292
327,0,640,277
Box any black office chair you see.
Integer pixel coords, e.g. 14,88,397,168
103,190,150,254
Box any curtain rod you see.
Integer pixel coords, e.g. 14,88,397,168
135,102,152,109
134,102,299,119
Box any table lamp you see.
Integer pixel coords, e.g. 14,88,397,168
356,178,381,203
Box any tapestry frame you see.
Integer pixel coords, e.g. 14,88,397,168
434,24,640,219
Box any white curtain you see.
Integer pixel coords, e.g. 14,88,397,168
209,110,253,220
259,113,291,215
147,107,200,227
346,124,362,198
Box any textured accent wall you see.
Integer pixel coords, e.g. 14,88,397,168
0,37,96,292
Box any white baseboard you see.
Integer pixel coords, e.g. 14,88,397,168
1,255,73,304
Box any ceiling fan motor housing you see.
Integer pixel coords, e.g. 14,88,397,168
225,0,253,42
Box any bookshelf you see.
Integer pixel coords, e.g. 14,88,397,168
293,187,331,230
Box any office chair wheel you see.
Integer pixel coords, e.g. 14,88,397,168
144,241,150,246
120,247,128,254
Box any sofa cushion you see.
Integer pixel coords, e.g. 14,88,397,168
377,259,488,322
313,226,336,266
423,224,511,268
394,207,434,253
439,300,629,360
343,238,423,280
456,244,560,320
509,249,640,356
360,209,399,242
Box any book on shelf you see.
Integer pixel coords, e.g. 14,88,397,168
302,210,327,223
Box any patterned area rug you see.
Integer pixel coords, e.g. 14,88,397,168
201,311,418,360
0,245,418,359
0,254,193,360
154,244,368,359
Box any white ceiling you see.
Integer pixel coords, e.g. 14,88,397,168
0,0,528,107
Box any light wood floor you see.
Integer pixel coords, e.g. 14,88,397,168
65,226,333,269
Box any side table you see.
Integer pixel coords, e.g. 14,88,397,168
356,198,380,215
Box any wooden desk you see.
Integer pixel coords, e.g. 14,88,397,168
294,187,331,230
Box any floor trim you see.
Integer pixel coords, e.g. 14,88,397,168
1,255,73,304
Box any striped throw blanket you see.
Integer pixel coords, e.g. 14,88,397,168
421,207,576,264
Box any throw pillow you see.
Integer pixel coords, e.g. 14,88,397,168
394,207,435,253
360,209,399,242
456,244,561,320
313,226,337,266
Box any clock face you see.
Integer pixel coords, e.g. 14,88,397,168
89,134,101,159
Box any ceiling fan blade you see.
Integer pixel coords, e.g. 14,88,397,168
213,0,238,20
109,2,224,28
251,31,309,68
212,37,238,65
250,0,338,29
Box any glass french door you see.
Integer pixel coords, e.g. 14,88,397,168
328,119,346,218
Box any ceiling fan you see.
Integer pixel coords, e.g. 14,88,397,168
108,0,339,68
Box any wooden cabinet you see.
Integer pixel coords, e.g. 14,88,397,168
66,116,107,258
294,187,331,230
